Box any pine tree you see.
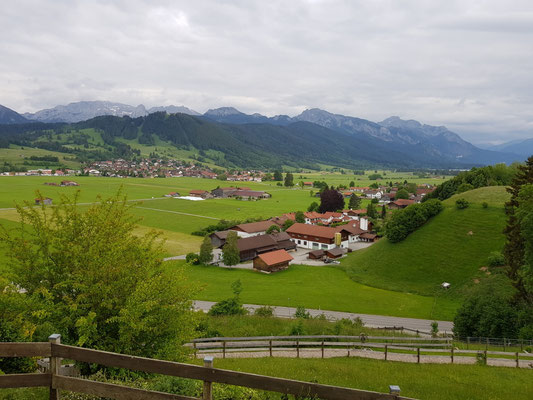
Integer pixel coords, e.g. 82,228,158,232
295,211,305,223
348,193,361,209
199,235,213,264
222,231,240,266
381,204,387,219
367,202,377,219
284,172,294,187
273,170,283,181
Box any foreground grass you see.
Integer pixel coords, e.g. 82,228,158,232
181,263,458,320
208,357,533,400
343,188,508,297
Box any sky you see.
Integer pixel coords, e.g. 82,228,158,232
1,0,533,145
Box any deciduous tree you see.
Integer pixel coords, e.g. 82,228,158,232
319,189,344,213
222,231,240,266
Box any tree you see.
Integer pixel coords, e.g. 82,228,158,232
273,170,283,181
222,231,240,266
348,193,361,210
455,198,469,209
381,204,387,219
282,219,295,231
284,172,294,187
319,189,344,213
199,235,213,264
266,224,281,234
349,181,355,187
368,173,382,180
366,202,378,219
396,188,409,199
457,183,474,193
0,191,197,362
295,211,305,223
307,201,319,212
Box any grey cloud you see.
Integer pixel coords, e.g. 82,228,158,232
1,0,532,144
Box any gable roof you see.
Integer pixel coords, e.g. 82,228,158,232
257,249,293,266
232,220,275,233
237,234,278,252
285,223,337,239
336,223,365,236
269,231,292,242
391,199,415,206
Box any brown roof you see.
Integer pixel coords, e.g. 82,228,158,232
326,247,345,257
308,249,325,257
210,230,232,240
269,231,292,242
257,249,293,266
189,190,208,195
336,223,364,236
391,199,415,206
360,232,377,239
237,235,278,252
233,220,275,233
285,223,337,239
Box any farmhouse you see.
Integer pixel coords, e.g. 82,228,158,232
359,232,378,242
285,223,352,250
388,199,415,209
232,190,271,200
209,230,232,248
211,187,237,198
237,235,279,261
189,190,212,199
253,249,293,272
269,231,297,251
230,220,275,237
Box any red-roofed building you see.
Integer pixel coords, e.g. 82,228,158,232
388,199,415,209
286,223,353,250
189,190,212,199
253,249,293,272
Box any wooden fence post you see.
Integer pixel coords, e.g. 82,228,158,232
467,337,470,350
417,347,420,364
503,338,506,352
484,350,487,366
486,338,489,350
222,341,226,359
515,352,519,368
296,340,299,358
193,342,197,359
203,356,214,400
384,345,388,361
49,333,61,400
321,341,324,359
269,340,272,357
450,347,454,364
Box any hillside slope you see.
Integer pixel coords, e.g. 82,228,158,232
342,187,510,297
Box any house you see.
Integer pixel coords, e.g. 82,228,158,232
35,198,53,205
189,190,212,199
325,247,346,259
308,249,325,260
164,192,180,198
253,249,293,272
269,231,297,251
209,230,232,248
237,235,279,261
363,190,383,199
351,186,370,193
230,220,276,237
231,190,271,200
337,222,365,243
388,199,415,209
359,232,378,242
303,182,313,187
343,209,367,219
211,187,238,198
285,223,353,250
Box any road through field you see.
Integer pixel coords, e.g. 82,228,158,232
193,300,454,332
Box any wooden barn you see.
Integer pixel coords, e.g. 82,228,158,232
253,249,293,273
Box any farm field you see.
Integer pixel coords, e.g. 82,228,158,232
179,262,458,320
0,146,80,169
342,186,510,297
206,357,533,400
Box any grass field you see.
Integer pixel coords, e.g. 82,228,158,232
179,262,457,320
207,357,533,400
342,186,510,298
0,146,80,169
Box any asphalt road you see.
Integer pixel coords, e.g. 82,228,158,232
193,300,454,333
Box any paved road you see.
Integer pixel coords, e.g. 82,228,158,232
193,300,454,333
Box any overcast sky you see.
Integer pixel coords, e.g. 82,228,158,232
1,0,533,145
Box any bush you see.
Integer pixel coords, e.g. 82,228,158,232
254,306,274,317
385,199,443,243
487,251,505,267
208,298,247,316
294,306,311,319
289,320,306,335
455,198,469,209
482,202,489,208
186,252,200,265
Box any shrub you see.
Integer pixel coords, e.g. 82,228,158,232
294,306,311,319
289,320,306,335
208,298,247,316
482,202,489,208
385,199,443,243
487,251,505,267
186,252,200,265
455,198,469,209
254,306,274,317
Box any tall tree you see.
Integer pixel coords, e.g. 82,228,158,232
396,188,409,199
319,189,344,213
199,235,213,264
348,193,361,209
222,231,240,266
0,191,197,362
273,170,283,181
307,201,319,212
295,211,305,223
366,202,378,219
284,172,294,187
381,204,387,219
503,156,533,299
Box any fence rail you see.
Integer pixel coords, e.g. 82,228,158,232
0,334,414,400
189,335,533,368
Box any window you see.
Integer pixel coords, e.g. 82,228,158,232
297,240,301,245
312,242,319,250
303,241,307,246
321,244,328,250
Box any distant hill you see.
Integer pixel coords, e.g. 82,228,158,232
343,186,509,300
22,101,200,123
487,138,533,158
0,104,28,124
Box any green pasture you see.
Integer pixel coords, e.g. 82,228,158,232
179,262,458,320
342,186,509,297
0,146,79,169
208,357,533,400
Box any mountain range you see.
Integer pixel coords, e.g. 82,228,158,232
0,101,528,168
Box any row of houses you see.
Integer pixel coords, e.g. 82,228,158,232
187,187,271,200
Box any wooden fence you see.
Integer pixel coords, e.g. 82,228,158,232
0,334,414,400
191,335,532,367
